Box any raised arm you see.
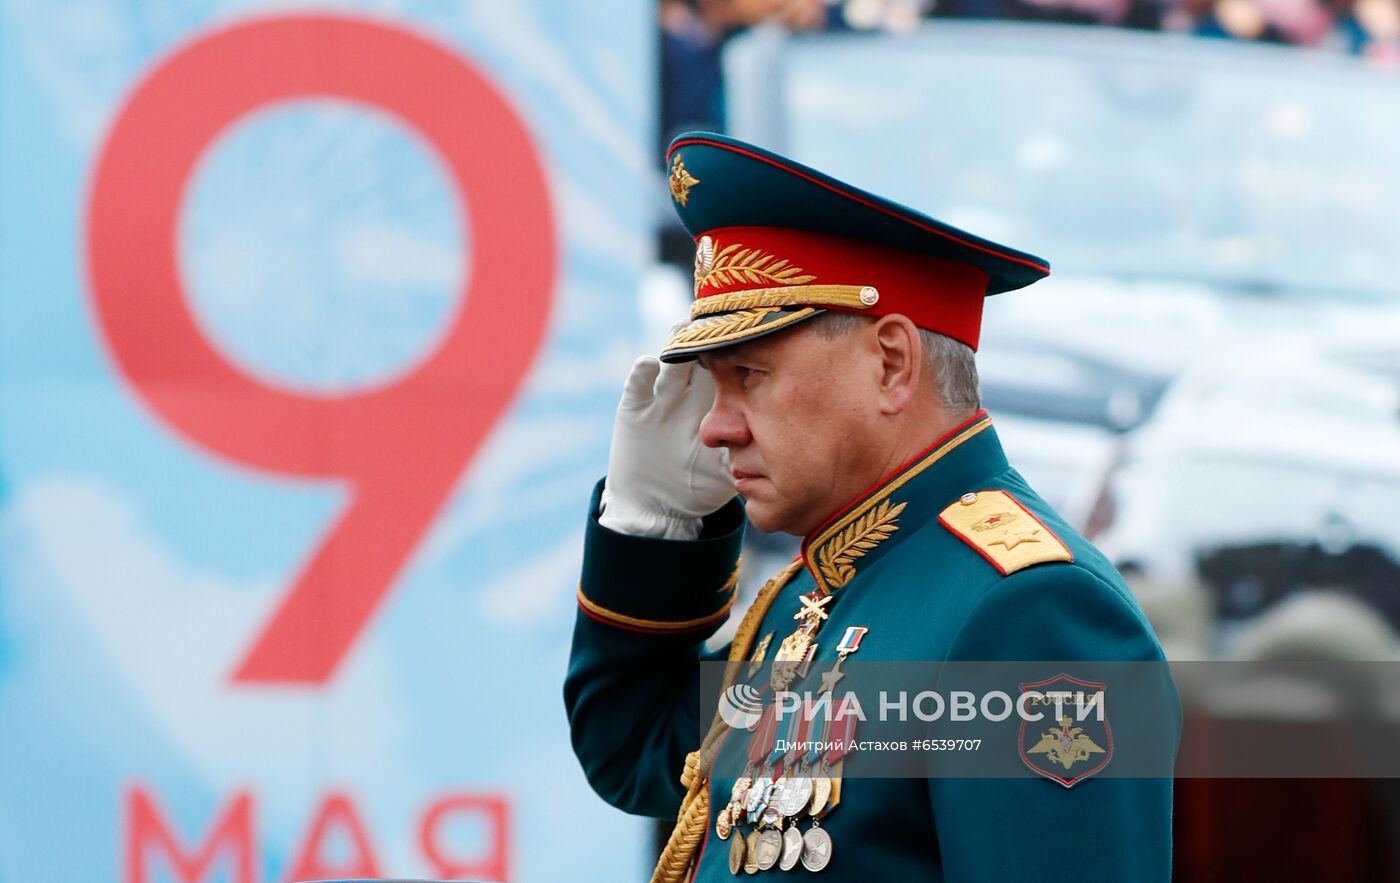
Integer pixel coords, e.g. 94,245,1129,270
563,356,742,818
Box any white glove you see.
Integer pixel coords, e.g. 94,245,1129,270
599,356,736,540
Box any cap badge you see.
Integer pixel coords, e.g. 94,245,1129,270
695,235,715,277
669,153,699,206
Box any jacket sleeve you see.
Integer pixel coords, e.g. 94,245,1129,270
927,564,1178,883
563,478,745,818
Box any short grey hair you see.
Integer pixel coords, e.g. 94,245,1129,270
810,311,980,417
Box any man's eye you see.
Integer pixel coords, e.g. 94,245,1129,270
736,367,761,382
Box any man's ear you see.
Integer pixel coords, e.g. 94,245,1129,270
872,314,922,416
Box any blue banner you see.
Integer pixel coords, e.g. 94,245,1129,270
0,1,651,880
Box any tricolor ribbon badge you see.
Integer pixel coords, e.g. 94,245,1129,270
835,626,867,655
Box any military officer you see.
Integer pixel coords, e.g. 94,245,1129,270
564,132,1175,882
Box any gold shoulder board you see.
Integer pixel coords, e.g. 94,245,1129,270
938,490,1073,575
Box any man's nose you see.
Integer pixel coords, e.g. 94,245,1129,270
699,391,751,450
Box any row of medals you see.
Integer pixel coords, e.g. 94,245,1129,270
720,592,846,874
718,767,837,874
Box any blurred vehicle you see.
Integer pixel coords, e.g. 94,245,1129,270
715,21,1400,636
1105,322,1400,633
976,323,1169,531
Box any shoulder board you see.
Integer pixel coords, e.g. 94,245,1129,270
938,489,1073,575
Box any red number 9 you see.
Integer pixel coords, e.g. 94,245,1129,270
85,15,556,684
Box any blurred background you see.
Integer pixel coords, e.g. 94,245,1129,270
1,0,1398,880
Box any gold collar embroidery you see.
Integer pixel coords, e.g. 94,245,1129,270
802,415,994,594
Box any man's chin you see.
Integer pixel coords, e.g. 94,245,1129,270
738,497,801,536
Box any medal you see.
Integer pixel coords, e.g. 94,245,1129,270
730,799,748,827
728,831,746,875
780,824,804,870
772,593,832,691
758,806,782,830
817,657,847,695
756,828,784,870
801,824,833,872
776,776,813,816
820,708,855,818
716,804,733,840
743,830,761,874
807,776,831,816
815,628,864,822
795,593,833,626
834,625,867,655
771,634,811,691
774,628,812,663
745,776,774,817
730,774,752,804
727,773,753,827
731,775,753,801
768,777,788,811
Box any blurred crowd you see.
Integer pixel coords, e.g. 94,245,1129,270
660,0,1400,143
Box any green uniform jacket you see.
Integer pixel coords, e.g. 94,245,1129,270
565,413,1175,881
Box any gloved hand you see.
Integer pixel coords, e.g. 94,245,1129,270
599,356,736,540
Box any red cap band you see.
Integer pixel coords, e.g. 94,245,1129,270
696,226,991,350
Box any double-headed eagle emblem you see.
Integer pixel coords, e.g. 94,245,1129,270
1027,716,1106,770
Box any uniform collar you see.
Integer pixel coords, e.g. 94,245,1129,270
800,410,1008,594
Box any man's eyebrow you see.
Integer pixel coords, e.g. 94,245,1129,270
697,347,766,370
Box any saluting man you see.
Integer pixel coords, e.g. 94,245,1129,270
565,133,1174,882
